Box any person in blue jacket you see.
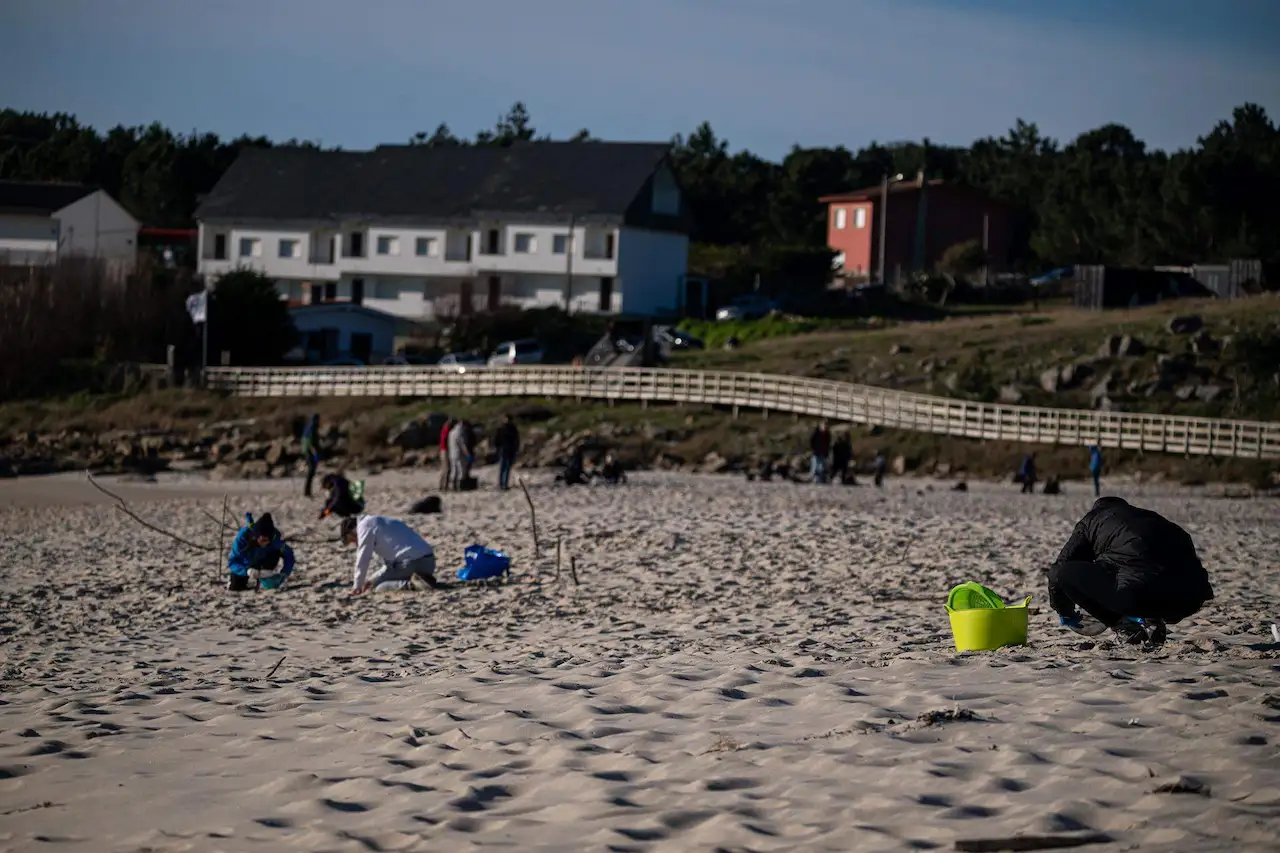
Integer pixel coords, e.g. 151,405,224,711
227,512,295,591
1089,445,1104,497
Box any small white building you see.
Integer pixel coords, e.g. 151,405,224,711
289,303,399,364
0,181,140,275
194,141,690,319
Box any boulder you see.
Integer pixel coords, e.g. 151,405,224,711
1039,367,1061,393
1098,334,1146,358
1167,315,1203,335
1195,384,1224,403
889,343,912,355
699,452,732,474
998,384,1024,404
388,419,435,450
891,454,907,476
1190,331,1220,356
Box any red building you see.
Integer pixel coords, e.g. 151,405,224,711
819,174,1013,282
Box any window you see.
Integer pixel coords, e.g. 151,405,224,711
599,277,613,313
854,207,867,229
415,236,438,257
238,237,261,258
350,333,373,363
552,234,569,255
213,233,227,260
278,238,299,258
513,233,536,253
310,283,323,304
376,235,400,256
324,282,337,301
604,232,615,260
376,280,401,300
834,208,847,229
350,278,365,305
483,228,502,255
347,232,365,258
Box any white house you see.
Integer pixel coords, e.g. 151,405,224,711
194,141,690,319
289,303,399,363
0,181,139,274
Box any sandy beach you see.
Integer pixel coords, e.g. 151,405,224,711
1,469,1277,852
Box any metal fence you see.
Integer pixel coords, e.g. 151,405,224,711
205,366,1280,460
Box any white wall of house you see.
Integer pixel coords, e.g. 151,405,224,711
616,226,688,315
0,214,59,263
56,190,138,264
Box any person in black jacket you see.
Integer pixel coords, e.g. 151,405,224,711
1047,497,1214,648
810,421,831,483
830,431,853,484
494,415,520,491
318,473,363,519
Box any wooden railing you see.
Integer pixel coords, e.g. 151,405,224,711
205,366,1280,460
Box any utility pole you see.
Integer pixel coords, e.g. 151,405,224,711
563,213,576,313
982,213,990,287
877,172,903,287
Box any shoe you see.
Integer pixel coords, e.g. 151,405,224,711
1142,619,1167,650
1111,618,1147,646
409,574,439,591
1059,615,1084,630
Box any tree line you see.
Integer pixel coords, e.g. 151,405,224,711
2,101,1277,271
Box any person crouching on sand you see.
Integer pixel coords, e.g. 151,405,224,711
1047,497,1214,649
226,513,295,591
318,473,363,519
341,515,439,596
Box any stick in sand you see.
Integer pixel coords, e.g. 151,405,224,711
569,555,580,586
517,477,540,556
85,471,212,551
555,539,562,581
215,494,230,580
265,656,286,680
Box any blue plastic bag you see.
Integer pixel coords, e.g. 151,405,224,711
456,545,510,581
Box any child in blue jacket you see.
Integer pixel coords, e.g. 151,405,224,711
227,512,295,591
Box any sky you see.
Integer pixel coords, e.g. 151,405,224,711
1,0,1277,161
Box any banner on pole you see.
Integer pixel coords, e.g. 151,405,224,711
186,290,207,324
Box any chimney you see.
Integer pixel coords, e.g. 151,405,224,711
916,169,926,188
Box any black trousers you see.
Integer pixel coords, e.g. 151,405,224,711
228,553,280,591
1021,478,1036,494
304,457,318,497
1048,560,1207,626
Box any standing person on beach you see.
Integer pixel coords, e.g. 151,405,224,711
439,419,455,491
341,515,438,594
226,513,295,591
810,421,831,483
447,419,471,489
873,450,887,487
1047,497,1213,649
1089,446,1104,497
300,414,321,497
831,432,853,484
494,415,520,491
1019,453,1038,494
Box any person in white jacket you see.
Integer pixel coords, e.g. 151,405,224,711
340,515,438,595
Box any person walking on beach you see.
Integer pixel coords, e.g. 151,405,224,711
810,421,831,483
438,419,455,491
1047,496,1213,649
342,515,438,595
1089,445,1104,497
1019,453,1038,494
494,415,520,491
226,512,295,591
831,431,853,484
301,414,321,497
873,450,887,487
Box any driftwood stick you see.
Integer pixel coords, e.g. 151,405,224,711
954,832,1113,852
555,539,562,582
86,471,212,551
569,555,580,587
216,494,230,579
265,656,286,680
517,477,540,556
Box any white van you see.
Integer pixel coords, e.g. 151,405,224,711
487,339,544,366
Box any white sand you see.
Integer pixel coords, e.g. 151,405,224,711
1,470,1277,852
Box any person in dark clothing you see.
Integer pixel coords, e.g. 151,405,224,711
873,450,887,487
1047,497,1214,648
301,414,321,497
810,421,832,483
830,432,853,484
494,415,520,491
319,473,364,519
226,512,295,591
599,453,627,485
1019,453,1037,494
1089,446,1104,498
556,446,588,486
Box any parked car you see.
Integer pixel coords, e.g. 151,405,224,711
488,339,544,366
382,353,432,366
715,294,779,321
438,352,487,372
656,327,705,350
320,356,365,367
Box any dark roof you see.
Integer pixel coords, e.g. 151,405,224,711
196,142,674,224
0,180,97,215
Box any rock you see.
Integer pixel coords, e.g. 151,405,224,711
509,404,554,423
942,372,960,392
1191,331,1220,356
891,455,907,476
388,419,435,450
264,442,288,467
1167,315,1203,335
933,462,952,477
1175,384,1196,401
1098,334,1147,358
1039,368,1061,393
699,452,731,474
1195,384,1224,403
998,384,1024,404
723,337,740,351
240,460,270,479
889,344,911,355
1089,372,1114,407
209,463,242,481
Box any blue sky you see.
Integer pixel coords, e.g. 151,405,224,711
2,0,1277,160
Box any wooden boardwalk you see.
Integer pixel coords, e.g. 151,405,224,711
205,366,1280,460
